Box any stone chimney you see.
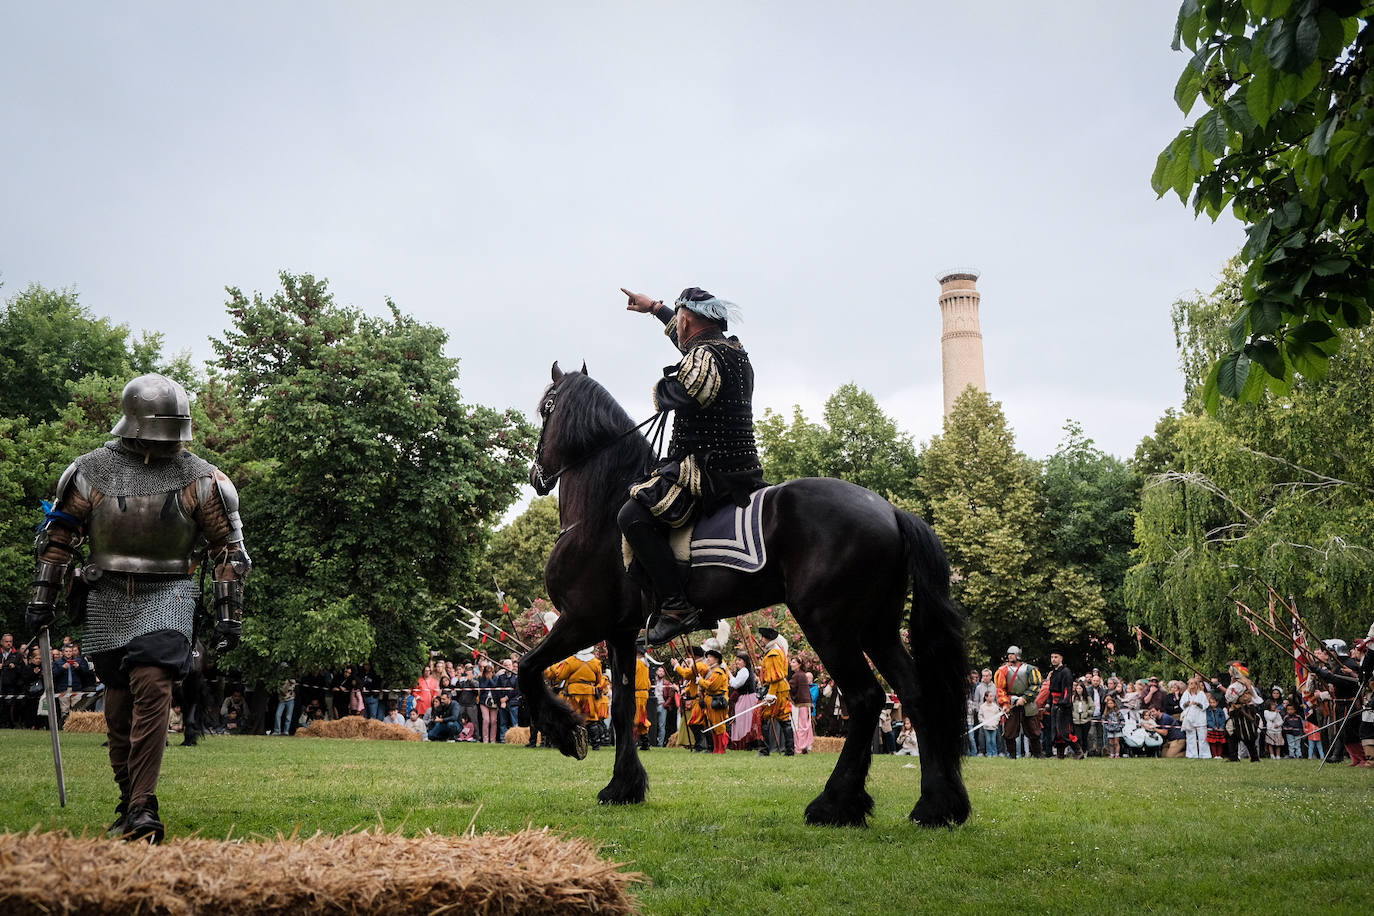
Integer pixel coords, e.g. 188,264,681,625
937,270,986,417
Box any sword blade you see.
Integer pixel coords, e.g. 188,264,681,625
38,628,67,806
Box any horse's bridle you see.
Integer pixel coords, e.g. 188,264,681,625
530,384,664,494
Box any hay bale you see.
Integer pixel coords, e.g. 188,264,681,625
293,717,421,741
0,828,641,915
810,736,844,753
63,711,107,734
504,725,529,745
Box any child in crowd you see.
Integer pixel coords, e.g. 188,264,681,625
895,717,919,756
1303,715,1324,760
384,704,404,726
1281,703,1304,759
1103,695,1123,758
458,717,477,741
1262,699,1284,758
977,687,1002,757
404,708,427,739
1206,694,1228,758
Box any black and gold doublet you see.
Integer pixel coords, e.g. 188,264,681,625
628,313,766,526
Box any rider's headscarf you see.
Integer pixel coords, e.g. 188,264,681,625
675,287,742,330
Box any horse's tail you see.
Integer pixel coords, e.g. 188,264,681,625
896,510,969,788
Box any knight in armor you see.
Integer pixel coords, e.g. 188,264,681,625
25,374,250,843
618,287,768,645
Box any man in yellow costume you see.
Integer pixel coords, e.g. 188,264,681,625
634,639,653,750
758,626,795,756
547,646,604,749
675,645,709,752
699,647,730,754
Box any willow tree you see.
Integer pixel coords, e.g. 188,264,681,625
1127,267,1374,678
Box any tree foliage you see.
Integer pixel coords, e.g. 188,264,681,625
756,383,921,502
211,272,535,685
919,389,1107,667
1043,422,1142,670
0,284,169,423
1155,1,1373,406
1127,276,1374,680
475,496,560,612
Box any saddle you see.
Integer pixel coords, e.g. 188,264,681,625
623,486,771,575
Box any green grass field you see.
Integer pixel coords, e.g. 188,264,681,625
1,732,1370,914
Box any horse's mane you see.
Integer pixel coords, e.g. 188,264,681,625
549,372,655,523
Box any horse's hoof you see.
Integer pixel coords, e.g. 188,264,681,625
568,725,588,760
597,781,648,806
910,794,971,828
804,792,872,828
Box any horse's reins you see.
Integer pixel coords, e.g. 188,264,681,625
531,393,666,493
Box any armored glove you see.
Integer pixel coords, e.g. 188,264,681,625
214,618,241,653
26,601,57,631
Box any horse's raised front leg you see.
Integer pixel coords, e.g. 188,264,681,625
519,618,602,761
598,628,648,805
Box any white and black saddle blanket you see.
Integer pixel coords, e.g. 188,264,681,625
623,486,771,574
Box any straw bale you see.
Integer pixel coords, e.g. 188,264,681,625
504,726,529,745
293,717,422,741
63,711,107,734
810,736,844,753
0,827,641,915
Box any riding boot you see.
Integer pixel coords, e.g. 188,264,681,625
783,722,795,756
623,517,703,644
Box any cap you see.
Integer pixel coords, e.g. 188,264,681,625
705,648,723,661
759,626,779,641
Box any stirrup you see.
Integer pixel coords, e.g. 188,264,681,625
646,606,702,645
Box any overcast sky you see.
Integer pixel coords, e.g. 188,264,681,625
2,3,1243,468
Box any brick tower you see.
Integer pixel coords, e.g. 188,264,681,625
937,270,986,416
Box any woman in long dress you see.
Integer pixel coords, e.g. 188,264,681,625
728,653,761,749
789,656,815,753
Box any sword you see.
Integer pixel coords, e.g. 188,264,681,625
38,627,67,806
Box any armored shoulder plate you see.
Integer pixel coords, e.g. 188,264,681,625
54,460,85,506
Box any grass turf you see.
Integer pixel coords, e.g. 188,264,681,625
1,732,1370,914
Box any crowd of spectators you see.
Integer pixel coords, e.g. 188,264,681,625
7,628,1368,768
960,645,1373,764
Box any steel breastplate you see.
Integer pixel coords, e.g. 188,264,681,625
87,490,199,575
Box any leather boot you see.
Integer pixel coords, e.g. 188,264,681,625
106,796,130,839
123,796,164,845
1345,742,1367,766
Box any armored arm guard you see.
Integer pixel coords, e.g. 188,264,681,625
27,463,92,628
195,470,251,643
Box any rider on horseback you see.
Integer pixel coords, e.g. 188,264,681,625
618,287,767,645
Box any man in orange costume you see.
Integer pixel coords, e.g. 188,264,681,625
634,639,653,750
758,626,794,756
699,647,730,754
547,647,604,748
675,645,709,752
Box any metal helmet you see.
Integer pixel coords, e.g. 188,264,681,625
1006,645,1021,658
1323,638,1348,656
111,373,192,442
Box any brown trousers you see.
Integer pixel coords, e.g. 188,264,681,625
103,665,174,809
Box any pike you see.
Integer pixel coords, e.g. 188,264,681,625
38,627,67,806
1234,602,1309,660
1133,626,1211,682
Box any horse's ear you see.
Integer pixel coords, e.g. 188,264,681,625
551,361,564,382
579,361,588,375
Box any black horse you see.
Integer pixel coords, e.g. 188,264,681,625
517,364,971,828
